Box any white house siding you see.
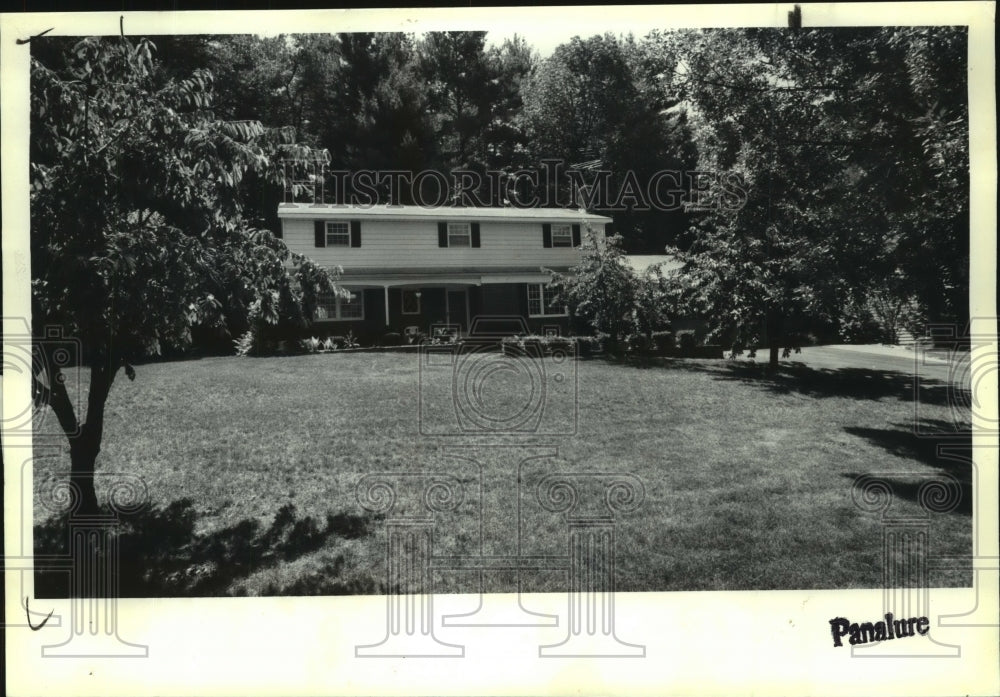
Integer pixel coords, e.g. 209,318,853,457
280,217,599,270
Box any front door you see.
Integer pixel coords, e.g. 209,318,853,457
446,290,468,334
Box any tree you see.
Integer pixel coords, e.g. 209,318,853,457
420,31,498,171
202,35,310,136
550,228,642,347
300,32,440,201
659,27,968,368
845,27,969,331
521,33,697,251
30,35,339,513
632,266,672,340
484,35,537,170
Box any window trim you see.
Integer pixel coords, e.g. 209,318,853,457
401,290,421,315
527,283,568,318
315,289,365,321
551,224,573,248
325,220,351,248
447,222,472,248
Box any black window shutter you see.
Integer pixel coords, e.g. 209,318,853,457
438,222,448,247
542,223,552,248
471,222,481,248
314,220,326,247
572,224,581,247
350,220,362,247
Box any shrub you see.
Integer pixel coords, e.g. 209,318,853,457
234,329,256,357
382,332,403,346
652,330,675,355
546,336,574,354
500,334,583,357
602,334,625,356
626,334,652,355
676,331,698,356
549,232,637,345
579,334,607,356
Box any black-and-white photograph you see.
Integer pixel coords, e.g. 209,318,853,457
3,4,997,696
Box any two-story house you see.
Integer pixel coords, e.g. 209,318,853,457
277,203,612,340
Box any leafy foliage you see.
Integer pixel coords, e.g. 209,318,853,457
657,27,968,365
30,35,340,510
550,227,670,346
520,33,697,251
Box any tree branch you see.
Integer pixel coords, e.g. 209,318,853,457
687,74,854,93
80,357,118,448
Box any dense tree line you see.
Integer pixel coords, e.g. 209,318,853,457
128,31,698,254
133,30,968,349
656,27,968,365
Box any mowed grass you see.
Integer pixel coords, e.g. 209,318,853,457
32,351,972,596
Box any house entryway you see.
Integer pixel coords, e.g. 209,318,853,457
445,289,470,334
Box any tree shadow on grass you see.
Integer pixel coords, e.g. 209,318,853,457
622,356,957,406
34,500,381,597
843,420,973,516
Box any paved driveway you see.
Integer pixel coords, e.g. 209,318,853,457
790,344,961,385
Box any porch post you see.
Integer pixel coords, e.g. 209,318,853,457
465,287,471,333
383,285,390,326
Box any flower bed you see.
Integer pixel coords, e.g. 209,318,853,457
499,335,602,358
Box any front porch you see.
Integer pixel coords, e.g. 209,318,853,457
312,272,573,343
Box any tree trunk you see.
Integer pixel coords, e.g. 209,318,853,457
769,341,780,372
70,435,101,515
46,352,118,516
74,361,116,515
765,309,782,373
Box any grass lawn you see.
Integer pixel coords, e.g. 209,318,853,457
33,350,972,596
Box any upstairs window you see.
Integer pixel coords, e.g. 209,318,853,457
551,224,573,247
438,221,480,247
448,222,471,247
314,220,361,248
325,221,351,247
542,223,581,248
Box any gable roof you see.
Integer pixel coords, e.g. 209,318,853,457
277,203,612,224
